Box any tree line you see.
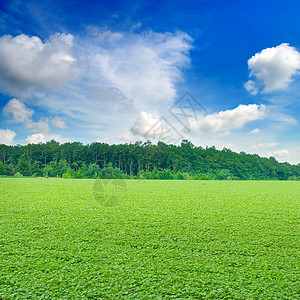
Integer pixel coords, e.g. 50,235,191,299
0,140,300,180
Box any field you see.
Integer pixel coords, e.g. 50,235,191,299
0,179,299,299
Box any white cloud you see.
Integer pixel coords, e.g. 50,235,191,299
116,112,160,142
26,133,72,144
2,98,68,134
217,131,231,137
0,30,192,144
267,110,298,126
131,111,161,136
248,128,261,134
246,43,300,94
120,110,185,144
50,117,67,129
189,104,266,133
118,110,186,143
244,80,258,95
252,142,279,149
0,33,79,94
94,137,110,144
269,149,290,158
86,27,124,43
116,131,137,142
2,98,33,122
85,29,192,110
0,128,16,145
26,118,50,133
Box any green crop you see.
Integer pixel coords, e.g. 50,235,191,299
0,178,299,299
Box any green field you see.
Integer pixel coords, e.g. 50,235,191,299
0,179,299,299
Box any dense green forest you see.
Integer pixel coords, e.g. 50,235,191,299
0,140,300,180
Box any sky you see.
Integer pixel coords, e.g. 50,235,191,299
0,0,300,164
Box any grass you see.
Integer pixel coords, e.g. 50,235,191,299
0,178,299,299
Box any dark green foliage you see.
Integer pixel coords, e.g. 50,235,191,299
31,161,42,177
0,162,5,175
1,140,300,180
16,154,30,176
100,163,127,179
85,163,101,178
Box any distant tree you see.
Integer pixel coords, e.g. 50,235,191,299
1,140,300,180
217,169,232,180
62,168,75,178
0,162,5,175
56,160,69,177
86,164,101,178
6,163,16,176
43,165,55,177
157,169,174,180
17,154,30,176
31,161,42,177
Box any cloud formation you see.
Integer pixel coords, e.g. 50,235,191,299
0,29,192,142
245,43,300,94
2,98,33,122
26,118,50,133
131,111,160,136
252,142,279,149
26,133,72,144
50,117,67,129
0,129,16,145
189,104,266,133
244,80,258,95
269,149,290,158
0,128,16,145
0,33,79,94
2,98,67,137
84,29,192,109
248,128,261,134
20,29,193,142
117,111,161,142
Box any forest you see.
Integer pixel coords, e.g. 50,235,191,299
0,140,300,180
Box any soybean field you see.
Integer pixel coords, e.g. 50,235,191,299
0,178,299,299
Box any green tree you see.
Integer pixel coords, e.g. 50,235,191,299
0,161,5,175
86,164,101,178
17,154,30,176
31,161,42,177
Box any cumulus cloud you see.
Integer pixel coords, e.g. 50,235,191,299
131,111,161,136
245,43,300,94
2,99,49,132
269,149,290,158
189,104,266,133
0,128,16,145
244,80,258,95
50,117,67,129
0,30,192,144
115,131,137,142
26,118,50,133
252,142,279,149
2,98,68,134
2,98,33,122
26,133,72,144
116,112,160,142
94,137,110,144
248,128,261,134
0,33,79,94
119,111,184,144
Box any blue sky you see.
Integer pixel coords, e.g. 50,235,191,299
0,0,300,163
